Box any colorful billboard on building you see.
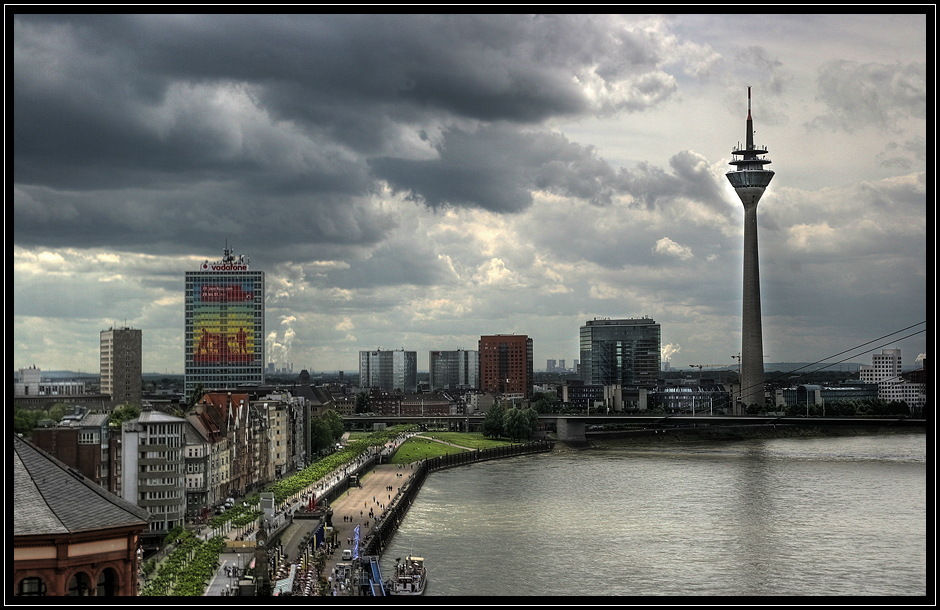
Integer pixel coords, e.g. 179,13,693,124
192,281,257,364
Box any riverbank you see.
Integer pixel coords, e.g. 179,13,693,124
554,422,925,451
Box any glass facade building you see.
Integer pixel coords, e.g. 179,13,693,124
184,247,264,401
429,349,479,390
580,318,661,387
359,350,417,393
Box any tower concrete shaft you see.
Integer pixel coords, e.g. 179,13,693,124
726,87,774,411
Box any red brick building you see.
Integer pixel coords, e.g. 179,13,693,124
32,412,116,492
478,334,533,400
400,393,454,416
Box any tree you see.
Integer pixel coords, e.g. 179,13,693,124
13,403,75,436
322,409,345,440
47,403,67,423
482,402,506,439
523,406,539,436
532,391,559,414
504,406,539,442
110,403,142,427
309,418,333,454
503,407,527,442
355,391,371,414
309,410,346,454
13,406,42,436
187,383,206,408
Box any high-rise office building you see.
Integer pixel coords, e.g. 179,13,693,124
184,246,264,401
579,318,661,387
100,326,142,404
359,349,417,392
726,87,774,410
860,349,925,410
859,349,903,383
478,334,533,399
429,349,479,390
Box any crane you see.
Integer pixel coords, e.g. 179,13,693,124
689,364,737,384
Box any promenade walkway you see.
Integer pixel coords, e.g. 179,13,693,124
195,432,418,596
319,462,418,596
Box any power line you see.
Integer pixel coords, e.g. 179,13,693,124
767,329,925,386
761,321,926,386
737,321,927,400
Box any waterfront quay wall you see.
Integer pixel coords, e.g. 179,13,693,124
583,421,926,446
361,441,554,557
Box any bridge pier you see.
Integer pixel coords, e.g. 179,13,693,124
556,418,586,442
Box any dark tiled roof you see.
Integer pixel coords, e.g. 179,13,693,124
13,435,150,537
183,418,208,444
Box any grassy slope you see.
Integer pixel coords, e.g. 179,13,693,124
387,432,514,464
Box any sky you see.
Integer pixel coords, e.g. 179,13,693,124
12,13,929,376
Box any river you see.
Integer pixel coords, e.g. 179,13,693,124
380,431,927,597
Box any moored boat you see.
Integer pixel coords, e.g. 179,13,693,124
385,555,426,595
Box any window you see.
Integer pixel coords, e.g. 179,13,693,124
67,572,93,596
97,569,118,596
17,577,46,596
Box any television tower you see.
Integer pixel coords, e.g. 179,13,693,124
727,87,774,411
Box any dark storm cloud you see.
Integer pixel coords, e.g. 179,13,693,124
13,184,396,259
13,13,689,256
370,126,727,213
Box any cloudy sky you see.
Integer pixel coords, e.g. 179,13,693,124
13,13,928,376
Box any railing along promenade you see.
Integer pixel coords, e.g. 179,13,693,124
361,440,554,556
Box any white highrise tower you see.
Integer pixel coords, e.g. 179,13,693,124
727,87,774,411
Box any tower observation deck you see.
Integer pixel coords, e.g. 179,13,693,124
727,87,773,411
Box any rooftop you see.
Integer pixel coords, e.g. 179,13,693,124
13,435,150,537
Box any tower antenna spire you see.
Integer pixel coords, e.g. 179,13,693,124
746,86,754,150
726,86,774,413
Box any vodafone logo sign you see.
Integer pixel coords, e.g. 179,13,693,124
200,262,249,271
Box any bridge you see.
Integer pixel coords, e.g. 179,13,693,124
343,414,926,442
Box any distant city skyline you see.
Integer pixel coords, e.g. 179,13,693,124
13,14,928,376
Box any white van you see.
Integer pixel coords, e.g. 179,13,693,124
342,549,353,560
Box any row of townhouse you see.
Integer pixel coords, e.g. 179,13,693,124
31,388,320,551
183,391,308,520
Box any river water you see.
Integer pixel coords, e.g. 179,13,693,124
380,432,927,597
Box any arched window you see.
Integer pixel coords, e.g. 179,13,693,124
17,576,46,596
67,571,93,596
97,568,118,596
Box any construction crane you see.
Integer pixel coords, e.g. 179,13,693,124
689,364,736,383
